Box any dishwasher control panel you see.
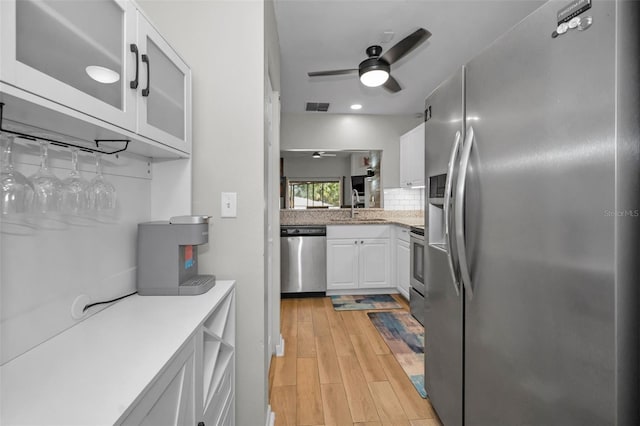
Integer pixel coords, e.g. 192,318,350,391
280,226,327,237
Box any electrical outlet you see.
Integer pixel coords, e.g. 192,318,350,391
71,295,91,320
221,192,237,218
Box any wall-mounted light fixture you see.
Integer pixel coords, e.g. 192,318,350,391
86,66,120,84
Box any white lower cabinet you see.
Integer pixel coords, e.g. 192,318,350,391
326,225,391,291
197,290,236,426
395,227,411,299
121,339,196,426
120,289,236,426
359,239,391,288
0,282,236,426
326,239,359,289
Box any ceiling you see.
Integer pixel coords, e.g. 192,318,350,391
274,0,545,116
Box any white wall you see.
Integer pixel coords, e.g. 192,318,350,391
281,113,421,188
137,1,269,424
1,145,151,364
265,0,282,401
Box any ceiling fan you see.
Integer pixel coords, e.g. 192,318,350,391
312,151,336,158
307,28,431,93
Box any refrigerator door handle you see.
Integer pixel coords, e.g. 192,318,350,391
443,130,462,296
455,125,474,299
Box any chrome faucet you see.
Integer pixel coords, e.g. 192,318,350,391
351,189,360,218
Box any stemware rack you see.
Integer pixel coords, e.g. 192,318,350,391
0,102,129,155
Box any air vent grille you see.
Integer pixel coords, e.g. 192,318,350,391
305,102,330,112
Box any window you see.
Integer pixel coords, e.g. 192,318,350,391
288,179,341,209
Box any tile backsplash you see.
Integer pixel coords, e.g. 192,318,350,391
384,187,424,211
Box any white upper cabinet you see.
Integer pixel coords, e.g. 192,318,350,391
136,13,191,153
0,0,191,155
0,0,138,130
400,122,425,188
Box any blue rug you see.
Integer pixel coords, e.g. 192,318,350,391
330,294,402,311
368,311,427,398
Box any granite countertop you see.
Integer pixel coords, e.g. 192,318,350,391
280,209,424,228
319,217,423,228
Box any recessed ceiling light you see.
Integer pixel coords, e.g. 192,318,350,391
350,104,363,110
86,66,120,84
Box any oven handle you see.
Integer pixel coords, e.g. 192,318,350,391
455,125,474,300
443,131,462,296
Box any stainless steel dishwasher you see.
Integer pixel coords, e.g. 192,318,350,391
280,226,326,295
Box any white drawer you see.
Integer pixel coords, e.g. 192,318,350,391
395,226,411,243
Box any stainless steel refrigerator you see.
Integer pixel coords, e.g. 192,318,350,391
423,1,639,425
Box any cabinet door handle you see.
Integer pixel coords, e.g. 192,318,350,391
142,54,150,97
129,44,139,89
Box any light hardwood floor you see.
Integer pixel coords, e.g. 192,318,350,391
269,295,443,426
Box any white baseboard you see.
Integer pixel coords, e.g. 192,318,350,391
266,405,276,426
275,334,285,357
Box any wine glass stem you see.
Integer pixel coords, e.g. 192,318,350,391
70,149,80,178
95,153,103,177
39,142,50,171
2,136,15,171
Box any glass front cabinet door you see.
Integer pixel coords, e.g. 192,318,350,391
0,0,138,131
136,13,191,154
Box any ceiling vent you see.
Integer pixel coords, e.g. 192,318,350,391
305,102,330,112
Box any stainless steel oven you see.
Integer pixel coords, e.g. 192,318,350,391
410,226,425,325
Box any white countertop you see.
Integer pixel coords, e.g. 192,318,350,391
0,280,235,426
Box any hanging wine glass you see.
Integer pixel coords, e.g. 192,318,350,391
1,135,35,215
61,148,89,216
29,141,63,214
86,153,116,217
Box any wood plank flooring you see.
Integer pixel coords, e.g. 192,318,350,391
269,295,442,426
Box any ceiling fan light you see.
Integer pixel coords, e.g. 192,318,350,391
358,58,391,88
360,69,389,87
312,152,321,158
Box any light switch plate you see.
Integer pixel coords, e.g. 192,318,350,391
221,192,237,218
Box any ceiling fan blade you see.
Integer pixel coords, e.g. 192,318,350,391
380,28,431,65
308,69,358,77
383,75,402,93
321,153,337,157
